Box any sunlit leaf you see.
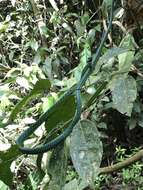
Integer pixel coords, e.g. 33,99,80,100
10,0,16,7
87,29,96,46
30,39,39,51
0,96,11,111
0,22,9,33
49,0,59,11
110,75,137,116
75,20,85,37
16,77,30,90
118,34,135,72
62,22,73,33
9,79,51,122
0,180,8,190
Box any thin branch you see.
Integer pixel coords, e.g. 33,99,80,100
100,149,143,174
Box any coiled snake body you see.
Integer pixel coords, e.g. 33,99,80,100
16,0,114,155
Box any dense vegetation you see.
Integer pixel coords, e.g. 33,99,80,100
0,0,143,189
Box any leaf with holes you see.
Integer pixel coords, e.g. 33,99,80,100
70,120,103,185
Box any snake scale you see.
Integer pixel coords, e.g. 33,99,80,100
16,0,114,154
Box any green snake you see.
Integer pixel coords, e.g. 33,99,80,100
16,0,114,154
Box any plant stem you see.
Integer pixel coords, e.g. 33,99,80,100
100,149,143,174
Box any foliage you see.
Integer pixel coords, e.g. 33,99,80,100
0,0,143,189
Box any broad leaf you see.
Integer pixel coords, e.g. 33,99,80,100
0,180,8,190
9,79,51,122
70,120,103,184
0,22,9,33
63,179,79,190
74,43,91,82
0,145,20,187
101,47,129,64
45,95,76,132
63,179,88,190
46,142,68,190
110,75,137,116
94,47,129,74
118,34,135,72
16,77,30,90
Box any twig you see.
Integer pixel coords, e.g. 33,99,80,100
131,65,143,79
100,149,143,174
103,18,113,46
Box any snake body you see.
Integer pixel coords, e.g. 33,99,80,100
16,0,114,154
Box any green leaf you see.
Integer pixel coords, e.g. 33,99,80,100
63,179,79,190
118,34,135,72
0,180,8,190
0,96,11,111
118,51,134,72
110,75,137,116
0,85,9,97
84,82,107,110
81,13,89,26
45,95,76,132
42,95,57,113
24,171,43,190
30,79,51,93
102,0,114,16
0,22,9,33
9,79,51,122
74,43,91,82
46,142,68,190
75,13,88,37
62,22,73,33
33,53,41,65
128,118,137,130
86,29,96,46
42,57,53,81
138,115,143,128
94,47,129,74
29,39,39,51
101,47,129,64
70,120,103,184
63,179,88,190
16,77,30,90
0,145,20,187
